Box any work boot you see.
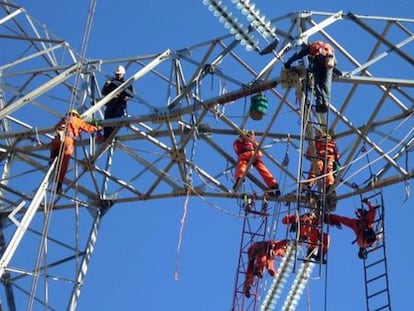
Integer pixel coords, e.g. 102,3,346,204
307,250,327,264
268,183,281,197
243,285,251,298
301,183,313,193
56,182,64,194
49,151,58,164
315,103,328,113
313,251,328,264
232,178,241,191
253,268,263,278
358,247,368,260
326,187,338,211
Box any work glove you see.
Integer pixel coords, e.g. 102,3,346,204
89,119,101,127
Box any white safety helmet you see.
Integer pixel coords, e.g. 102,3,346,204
114,65,126,75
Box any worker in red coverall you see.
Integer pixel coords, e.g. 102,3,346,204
243,239,288,298
326,198,378,259
49,109,100,193
233,130,281,196
306,132,340,191
282,211,329,264
285,40,337,113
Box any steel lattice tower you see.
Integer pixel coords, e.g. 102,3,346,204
0,1,412,310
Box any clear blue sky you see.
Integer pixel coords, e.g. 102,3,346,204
11,1,414,310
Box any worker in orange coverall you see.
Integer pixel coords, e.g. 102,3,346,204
282,211,329,264
326,198,378,259
233,130,281,196
306,132,340,190
49,109,100,193
243,239,288,298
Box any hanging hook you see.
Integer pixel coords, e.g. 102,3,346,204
282,134,291,167
404,179,410,203
361,142,367,153
403,150,411,203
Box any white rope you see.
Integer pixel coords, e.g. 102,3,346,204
174,188,191,281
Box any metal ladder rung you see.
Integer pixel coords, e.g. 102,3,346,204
367,272,386,284
367,287,388,299
367,243,384,254
244,230,265,236
372,303,391,311
302,154,321,160
306,120,328,129
303,240,323,247
365,258,385,269
299,222,322,230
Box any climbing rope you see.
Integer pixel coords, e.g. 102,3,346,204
31,2,99,307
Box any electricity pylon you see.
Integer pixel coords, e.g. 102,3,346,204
0,2,413,310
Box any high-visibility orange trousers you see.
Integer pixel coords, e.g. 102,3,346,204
308,158,335,186
50,136,74,184
235,151,276,188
